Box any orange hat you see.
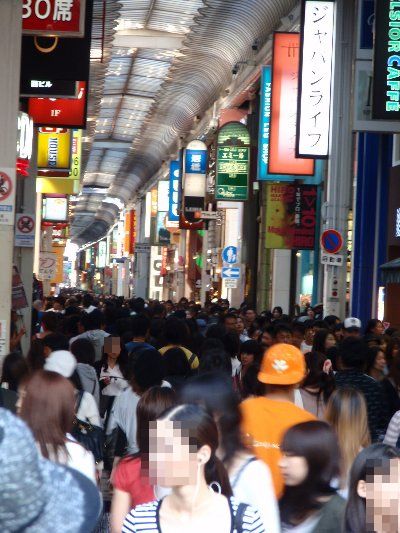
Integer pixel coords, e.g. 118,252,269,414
258,343,306,385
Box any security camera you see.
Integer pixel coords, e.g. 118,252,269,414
252,39,260,52
232,64,239,76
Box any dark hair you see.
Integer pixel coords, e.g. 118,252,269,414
42,333,69,352
241,363,264,398
128,348,165,393
222,332,240,358
101,336,129,375
364,345,385,375
82,294,94,308
81,311,103,332
344,444,400,533
180,373,245,468
131,315,150,338
302,351,335,404
0,352,29,392
162,347,191,378
364,319,382,336
386,336,400,368
20,370,75,460
198,348,232,375
159,404,232,497
70,338,96,366
59,315,81,338
222,312,237,324
312,329,336,355
205,324,226,341
292,322,306,335
324,315,340,329
27,339,46,371
162,317,188,346
41,312,59,332
239,340,262,364
339,337,368,370
280,421,340,525
135,386,176,458
273,323,293,337
272,306,283,316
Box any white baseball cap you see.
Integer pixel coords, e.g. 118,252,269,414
344,317,362,330
44,350,77,378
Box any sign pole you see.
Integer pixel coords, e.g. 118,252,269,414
323,0,355,318
0,1,22,358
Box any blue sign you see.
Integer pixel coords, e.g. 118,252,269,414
222,267,241,279
185,149,207,174
222,246,238,264
168,160,180,222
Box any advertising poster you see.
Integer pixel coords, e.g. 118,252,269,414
12,266,29,310
266,183,317,249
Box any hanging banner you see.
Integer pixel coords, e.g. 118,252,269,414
265,183,317,249
180,140,207,228
297,1,335,158
124,210,136,255
70,129,82,180
22,0,86,37
269,33,315,175
37,128,72,170
373,0,400,120
12,266,29,310
38,251,57,280
168,160,180,224
51,247,65,284
216,122,250,201
258,66,293,181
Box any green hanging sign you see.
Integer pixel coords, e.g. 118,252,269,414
216,122,250,201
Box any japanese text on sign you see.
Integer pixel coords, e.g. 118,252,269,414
22,0,86,37
169,161,180,222
297,1,335,157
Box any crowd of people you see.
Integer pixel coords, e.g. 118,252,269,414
1,293,400,532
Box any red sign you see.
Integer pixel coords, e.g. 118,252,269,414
22,0,86,37
269,33,315,176
0,172,13,202
321,230,343,255
17,215,35,234
28,81,87,128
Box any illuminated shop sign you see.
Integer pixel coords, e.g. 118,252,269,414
373,0,400,119
269,32,314,175
20,79,77,98
181,140,207,226
297,1,335,158
168,160,180,223
22,0,86,37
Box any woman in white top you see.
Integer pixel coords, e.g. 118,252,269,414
95,336,129,423
19,370,96,483
180,373,280,533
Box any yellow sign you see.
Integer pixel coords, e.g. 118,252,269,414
37,128,71,170
51,246,65,284
36,177,80,195
70,129,82,180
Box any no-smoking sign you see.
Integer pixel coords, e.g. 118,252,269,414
0,171,12,202
15,213,35,248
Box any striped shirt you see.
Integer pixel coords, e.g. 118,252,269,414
384,410,400,447
122,497,265,533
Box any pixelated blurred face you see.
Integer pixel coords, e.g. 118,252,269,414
325,333,336,351
261,331,273,348
374,351,386,373
279,453,308,486
365,459,400,532
104,337,121,358
245,310,256,323
240,352,254,368
236,317,245,334
224,317,238,333
149,420,198,487
276,330,293,344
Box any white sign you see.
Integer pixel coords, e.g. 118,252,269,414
17,112,34,160
225,279,238,289
0,320,7,356
200,211,219,220
39,252,57,280
135,243,151,253
149,246,163,299
15,214,35,247
157,181,170,212
321,253,345,266
0,168,15,226
297,1,335,157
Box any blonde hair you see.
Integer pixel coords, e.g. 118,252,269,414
325,387,371,487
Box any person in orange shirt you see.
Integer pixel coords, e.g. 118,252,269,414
240,343,316,497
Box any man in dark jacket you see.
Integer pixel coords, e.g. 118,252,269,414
335,337,390,442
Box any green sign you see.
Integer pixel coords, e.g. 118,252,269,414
216,146,249,200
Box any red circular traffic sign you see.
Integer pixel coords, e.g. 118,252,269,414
0,171,12,202
17,215,34,233
321,229,343,254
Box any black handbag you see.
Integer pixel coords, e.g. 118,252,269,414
71,391,104,463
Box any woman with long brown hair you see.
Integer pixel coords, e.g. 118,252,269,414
325,388,370,492
110,386,177,533
19,370,96,483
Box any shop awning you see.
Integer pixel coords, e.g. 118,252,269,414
380,258,400,284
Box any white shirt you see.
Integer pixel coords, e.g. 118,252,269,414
107,387,140,453
231,357,241,377
76,391,102,427
300,341,313,354
100,363,128,397
47,436,96,484
230,456,280,533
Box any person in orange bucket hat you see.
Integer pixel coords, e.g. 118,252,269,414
240,343,316,497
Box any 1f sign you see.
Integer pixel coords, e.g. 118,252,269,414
297,1,335,158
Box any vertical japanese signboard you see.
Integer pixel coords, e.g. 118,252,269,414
297,1,335,158
22,0,86,37
373,0,400,120
265,183,317,249
37,128,72,170
168,160,180,225
216,122,250,201
181,140,207,227
269,33,315,175
258,66,293,181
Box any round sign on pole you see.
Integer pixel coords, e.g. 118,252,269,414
0,171,12,202
17,215,34,234
321,230,343,254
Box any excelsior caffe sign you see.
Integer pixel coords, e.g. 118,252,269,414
373,0,400,120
